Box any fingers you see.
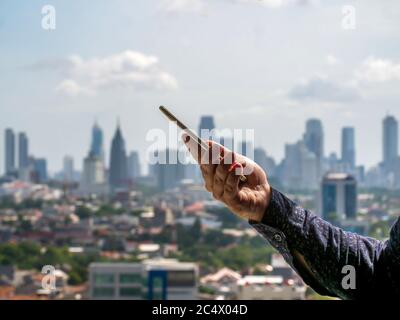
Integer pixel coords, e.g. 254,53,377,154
201,162,217,192
182,133,219,164
182,134,242,199
200,141,225,192
182,135,222,189
224,162,244,205
212,150,235,200
182,132,203,163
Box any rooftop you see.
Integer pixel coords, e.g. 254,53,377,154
323,172,355,181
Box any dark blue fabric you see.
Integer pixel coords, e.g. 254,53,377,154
249,188,400,299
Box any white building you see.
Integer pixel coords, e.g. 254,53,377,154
62,155,75,182
89,259,198,300
127,151,141,179
80,155,108,196
282,140,318,190
236,275,306,300
321,173,357,221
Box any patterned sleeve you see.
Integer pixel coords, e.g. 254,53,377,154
249,188,400,299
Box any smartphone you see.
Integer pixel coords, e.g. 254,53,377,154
159,105,209,152
159,105,247,182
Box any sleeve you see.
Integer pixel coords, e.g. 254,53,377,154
249,188,400,299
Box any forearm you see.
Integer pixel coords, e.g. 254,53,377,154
249,188,400,299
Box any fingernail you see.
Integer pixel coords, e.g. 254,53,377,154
228,162,241,173
183,135,190,143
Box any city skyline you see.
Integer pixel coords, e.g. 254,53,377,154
4,111,400,176
3,113,400,177
2,1,400,303
1,1,400,173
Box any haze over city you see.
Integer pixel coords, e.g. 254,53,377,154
2,1,400,174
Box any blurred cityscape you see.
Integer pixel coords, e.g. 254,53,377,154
1,113,400,300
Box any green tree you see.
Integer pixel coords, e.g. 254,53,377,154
75,205,92,219
369,220,390,240
191,218,202,240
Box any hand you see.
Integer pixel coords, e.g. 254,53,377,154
182,134,272,223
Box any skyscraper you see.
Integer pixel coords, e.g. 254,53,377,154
321,173,357,222
109,122,128,191
254,148,276,177
33,158,47,183
152,149,185,191
5,128,15,175
238,140,254,160
282,140,318,190
341,127,355,170
18,132,29,169
303,119,324,161
220,135,234,150
63,155,75,182
127,151,141,179
191,115,217,183
198,116,216,140
303,119,324,180
81,155,107,196
90,121,104,159
80,122,107,196
383,115,398,169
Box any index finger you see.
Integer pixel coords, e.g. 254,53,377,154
182,133,203,163
182,134,225,165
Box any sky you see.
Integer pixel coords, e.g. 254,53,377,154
1,0,400,174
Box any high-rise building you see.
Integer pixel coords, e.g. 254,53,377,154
321,173,357,222
152,149,185,191
33,158,47,183
303,119,324,178
304,119,324,159
198,116,216,140
282,142,301,188
109,122,128,191
81,155,108,196
341,127,355,170
220,135,234,151
63,155,75,182
193,116,217,183
127,151,141,179
90,121,104,159
80,122,108,196
300,144,318,190
18,132,29,169
282,141,318,190
5,128,15,175
238,141,254,160
254,148,276,177
327,152,340,170
383,115,398,169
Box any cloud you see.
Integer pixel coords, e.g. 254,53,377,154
34,50,178,96
288,76,360,103
326,54,339,66
56,79,94,97
355,57,400,83
159,0,315,13
159,0,206,13
233,0,317,8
